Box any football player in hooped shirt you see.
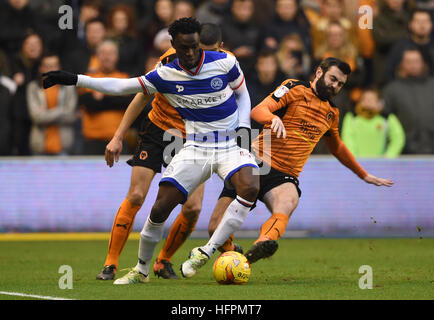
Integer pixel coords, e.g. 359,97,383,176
207,57,394,264
43,17,259,283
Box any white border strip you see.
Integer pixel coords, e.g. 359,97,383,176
0,291,75,300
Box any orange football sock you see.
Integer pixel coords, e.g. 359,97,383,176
157,211,198,262
104,198,141,269
218,234,235,252
254,213,289,244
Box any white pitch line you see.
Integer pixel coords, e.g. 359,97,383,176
0,291,75,300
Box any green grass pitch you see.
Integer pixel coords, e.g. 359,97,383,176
0,238,433,300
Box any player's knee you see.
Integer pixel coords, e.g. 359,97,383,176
279,196,298,215
126,189,146,207
237,183,259,202
149,201,170,224
182,200,202,218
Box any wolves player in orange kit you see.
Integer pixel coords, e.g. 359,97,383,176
208,57,394,263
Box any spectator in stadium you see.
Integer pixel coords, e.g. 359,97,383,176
275,33,312,81
64,18,106,75
221,0,260,73
341,88,405,158
106,4,144,76
75,0,102,47
384,9,434,83
248,49,286,130
10,32,44,155
153,28,173,53
143,0,174,53
0,0,39,60
310,0,358,55
26,54,78,155
372,0,410,85
251,0,275,27
261,0,311,54
383,49,434,154
314,21,358,72
196,0,231,25
78,40,133,155
27,0,66,55
173,0,196,20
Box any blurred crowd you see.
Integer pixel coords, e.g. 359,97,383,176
0,0,433,157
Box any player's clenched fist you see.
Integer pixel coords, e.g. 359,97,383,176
42,70,78,89
105,137,123,167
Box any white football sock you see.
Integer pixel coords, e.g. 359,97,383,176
136,217,164,275
200,195,254,257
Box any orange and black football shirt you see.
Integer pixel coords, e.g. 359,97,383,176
251,79,367,179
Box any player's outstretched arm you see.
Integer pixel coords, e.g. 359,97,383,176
105,92,152,167
42,70,143,95
324,134,394,187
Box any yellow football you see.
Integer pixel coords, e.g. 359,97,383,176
212,251,251,285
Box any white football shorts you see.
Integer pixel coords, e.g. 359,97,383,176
159,145,258,203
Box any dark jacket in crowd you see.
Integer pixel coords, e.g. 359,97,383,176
383,76,434,154
221,16,261,73
9,53,41,155
261,14,311,54
0,2,39,59
372,5,410,84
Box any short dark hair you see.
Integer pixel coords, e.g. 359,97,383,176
199,23,222,46
168,17,202,40
318,57,351,75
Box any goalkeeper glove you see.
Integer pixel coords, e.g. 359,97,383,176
42,70,78,89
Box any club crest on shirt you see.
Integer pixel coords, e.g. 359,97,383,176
210,77,224,90
273,85,290,98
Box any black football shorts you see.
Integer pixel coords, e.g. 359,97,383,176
219,165,302,201
127,118,181,173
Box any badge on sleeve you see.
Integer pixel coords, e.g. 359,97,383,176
273,85,290,99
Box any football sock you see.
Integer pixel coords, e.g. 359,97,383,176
157,211,198,262
219,234,235,252
104,198,141,269
136,217,165,276
200,196,254,257
255,213,289,244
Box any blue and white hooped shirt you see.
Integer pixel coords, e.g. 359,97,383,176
138,50,245,148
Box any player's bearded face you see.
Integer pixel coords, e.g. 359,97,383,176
316,73,335,100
